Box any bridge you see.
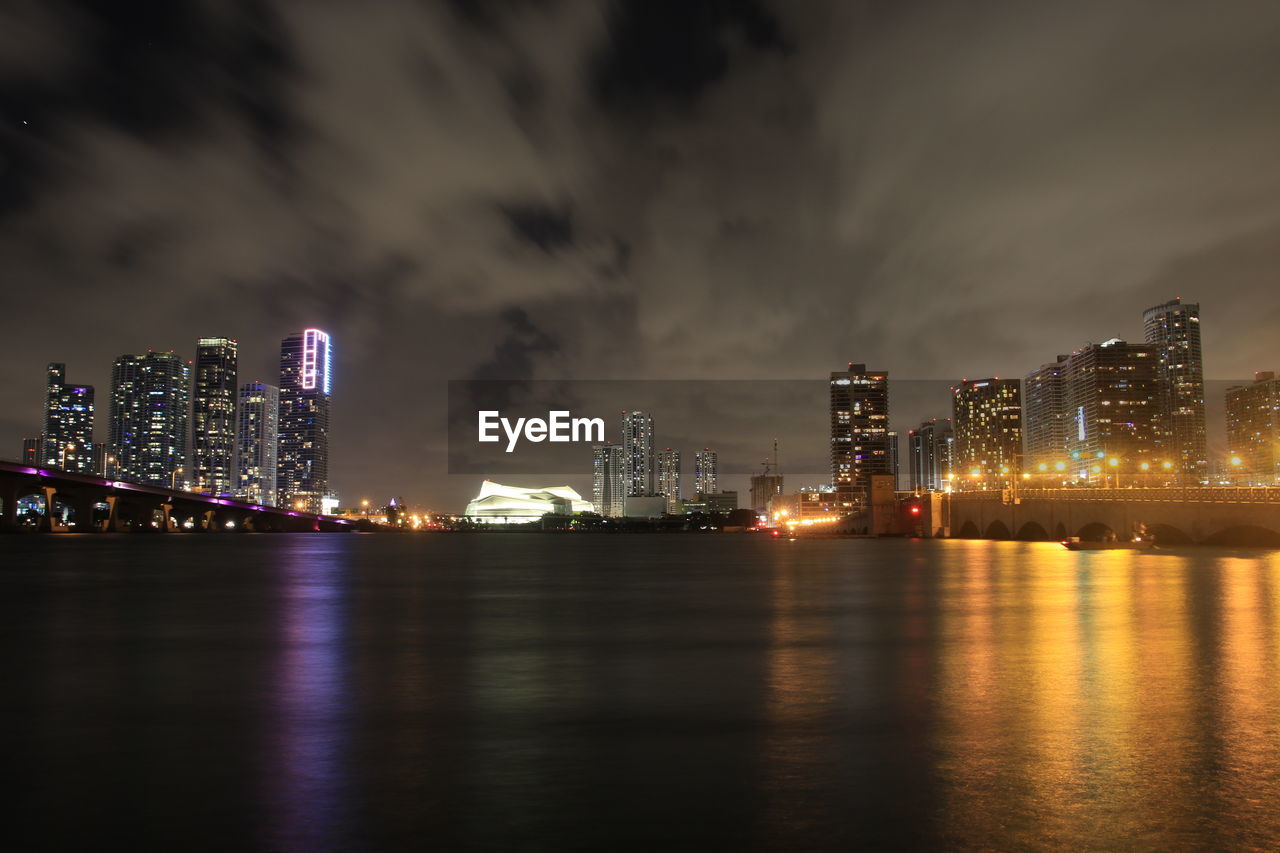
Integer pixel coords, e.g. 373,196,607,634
939,487,1280,546
0,460,354,533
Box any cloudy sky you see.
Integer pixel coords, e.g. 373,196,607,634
2,0,1279,508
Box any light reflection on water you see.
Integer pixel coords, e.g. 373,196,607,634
4,535,1280,850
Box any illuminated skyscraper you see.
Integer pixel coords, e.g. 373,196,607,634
237,381,279,506
1225,371,1280,486
694,448,718,494
1144,298,1208,483
191,337,238,496
277,329,332,513
621,410,654,496
109,351,191,486
830,364,891,509
1061,339,1159,480
657,448,682,513
41,363,95,473
592,442,626,517
1023,356,1069,468
952,378,1021,490
907,418,954,491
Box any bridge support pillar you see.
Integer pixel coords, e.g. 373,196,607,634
40,486,71,533
0,482,18,532
160,503,178,533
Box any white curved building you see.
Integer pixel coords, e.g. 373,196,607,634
463,480,593,524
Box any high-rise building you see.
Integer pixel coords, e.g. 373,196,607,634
277,329,333,513
656,448,681,513
1225,371,1280,486
621,411,654,496
952,378,1022,490
91,442,107,477
238,381,279,506
887,431,900,491
1144,298,1208,484
830,364,891,509
694,448,718,495
1023,356,1068,468
907,418,954,492
109,351,191,487
41,363,95,473
1061,339,1159,480
21,437,39,465
592,442,626,517
748,441,783,514
191,337,239,496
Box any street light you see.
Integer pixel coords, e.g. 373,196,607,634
171,466,184,490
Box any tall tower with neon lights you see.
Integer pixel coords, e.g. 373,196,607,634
277,329,332,513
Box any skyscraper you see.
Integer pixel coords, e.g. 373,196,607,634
621,410,653,496
907,418,954,492
21,437,39,465
952,378,1022,490
1144,298,1208,484
830,364,891,509
237,381,279,506
887,430,900,491
277,329,333,513
657,448,682,513
109,351,191,486
1061,339,1159,480
191,337,239,496
1023,356,1068,469
592,442,626,517
41,363,95,473
1225,371,1280,486
694,448,718,495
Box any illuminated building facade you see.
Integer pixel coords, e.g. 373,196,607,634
1225,371,1280,486
830,364,891,508
1144,297,1208,483
237,381,279,506
952,378,1021,490
657,448,682,513
191,337,238,496
749,473,784,514
109,351,191,486
592,442,626,517
907,418,954,491
1023,356,1068,468
694,448,718,494
42,363,95,473
464,481,593,523
277,329,332,513
1061,339,1159,480
621,410,654,496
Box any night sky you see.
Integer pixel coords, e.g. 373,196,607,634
3,1,1279,509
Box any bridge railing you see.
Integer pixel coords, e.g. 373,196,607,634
948,487,1280,504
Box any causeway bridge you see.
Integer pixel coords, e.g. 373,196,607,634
0,460,353,533
941,487,1280,546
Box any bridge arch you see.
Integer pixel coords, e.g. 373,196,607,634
1054,522,1067,540
985,520,1011,540
1147,523,1192,546
957,520,981,539
1015,521,1050,541
1077,521,1115,542
1203,525,1280,548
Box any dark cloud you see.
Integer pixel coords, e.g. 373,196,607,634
2,0,1279,508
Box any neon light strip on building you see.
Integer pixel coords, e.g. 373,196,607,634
301,329,331,393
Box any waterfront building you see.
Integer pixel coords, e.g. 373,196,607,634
907,418,954,492
237,381,279,506
277,329,332,513
683,491,738,514
952,378,1022,490
109,351,191,486
1225,371,1280,486
768,489,839,524
190,337,238,496
592,442,626,517
42,363,95,473
464,481,593,524
1023,356,1069,469
1144,297,1208,483
749,473,784,514
887,431,900,491
621,411,654,496
830,363,891,509
694,448,718,495
657,448,682,513
1061,339,1159,481
21,437,39,465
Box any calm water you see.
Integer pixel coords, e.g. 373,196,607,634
3,534,1280,851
